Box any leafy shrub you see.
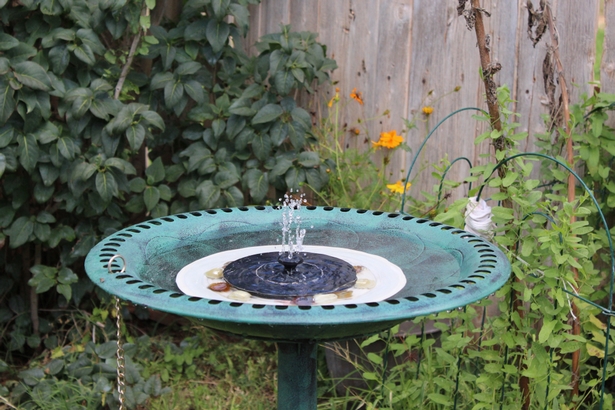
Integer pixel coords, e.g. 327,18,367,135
0,0,335,400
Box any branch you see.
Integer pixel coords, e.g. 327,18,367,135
470,0,504,149
114,29,143,100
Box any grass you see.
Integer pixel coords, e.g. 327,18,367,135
142,324,278,410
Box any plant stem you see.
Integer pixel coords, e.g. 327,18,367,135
470,0,503,143
114,31,143,100
544,2,580,397
114,4,149,100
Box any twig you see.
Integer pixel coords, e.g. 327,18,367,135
468,0,504,148
0,394,19,409
113,29,143,100
113,4,150,100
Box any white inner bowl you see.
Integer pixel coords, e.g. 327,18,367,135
176,245,406,305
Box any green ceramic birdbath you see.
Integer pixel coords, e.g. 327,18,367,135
85,206,511,409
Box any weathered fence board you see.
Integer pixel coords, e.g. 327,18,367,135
604,0,615,94
246,0,602,202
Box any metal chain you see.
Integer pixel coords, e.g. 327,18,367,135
114,295,126,410
108,255,127,410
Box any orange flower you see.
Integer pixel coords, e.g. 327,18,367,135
350,88,363,105
422,106,434,115
387,180,411,194
328,90,340,108
372,130,403,149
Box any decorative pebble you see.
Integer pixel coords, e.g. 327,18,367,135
205,268,223,279
354,279,376,289
227,290,251,302
335,290,353,299
313,293,338,304
208,282,231,292
292,296,313,306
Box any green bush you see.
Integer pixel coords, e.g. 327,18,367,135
0,0,335,405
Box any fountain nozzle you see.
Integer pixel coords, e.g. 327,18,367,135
277,253,304,273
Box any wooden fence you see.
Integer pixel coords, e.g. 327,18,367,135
244,0,610,200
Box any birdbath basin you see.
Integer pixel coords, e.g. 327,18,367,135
84,206,511,409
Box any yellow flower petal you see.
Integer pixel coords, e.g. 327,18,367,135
373,130,403,149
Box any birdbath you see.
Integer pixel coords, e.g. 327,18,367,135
84,206,511,410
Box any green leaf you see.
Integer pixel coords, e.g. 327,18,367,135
145,157,165,184
285,166,304,190
305,168,326,191
298,152,319,167
161,44,177,70
223,186,243,207
76,29,105,55
538,319,557,344
57,136,76,159
150,72,174,90
270,157,293,177
37,121,60,144
12,61,52,91
144,375,162,396
129,177,146,193
214,169,239,189
211,0,231,17
7,216,34,248
0,153,4,178
73,44,96,65
274,69,294,96
105,157,137,175
223,116,244,141
36,211,56,223
5,42,37,64
501,171,518,187
56,284,71,301
206,20,230,53
184,80,205,104
34,222,51,242
17,134,40,172
96,171,118,202
140,110,165,131
229,98,256,116
143,186,161,211
175,61,201,76
0,79,16,123
427,393,453,406
0,33,19,51
0,57,8,75
40,0,63,15
252,104,283,125
0,206,14,229
158,184,172,201
31,276,56,294
164,80,184,109
125,123,145,151
34,183,54,203
251,133,271,161
184,20,208,42
196,180,221,208
245,169,268,202
229,4,249,35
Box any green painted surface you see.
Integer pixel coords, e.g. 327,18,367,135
85,206,511,342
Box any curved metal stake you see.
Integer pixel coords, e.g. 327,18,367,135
277,342,318,410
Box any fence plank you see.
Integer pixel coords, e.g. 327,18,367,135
603,0,615,93
246,0,600,203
